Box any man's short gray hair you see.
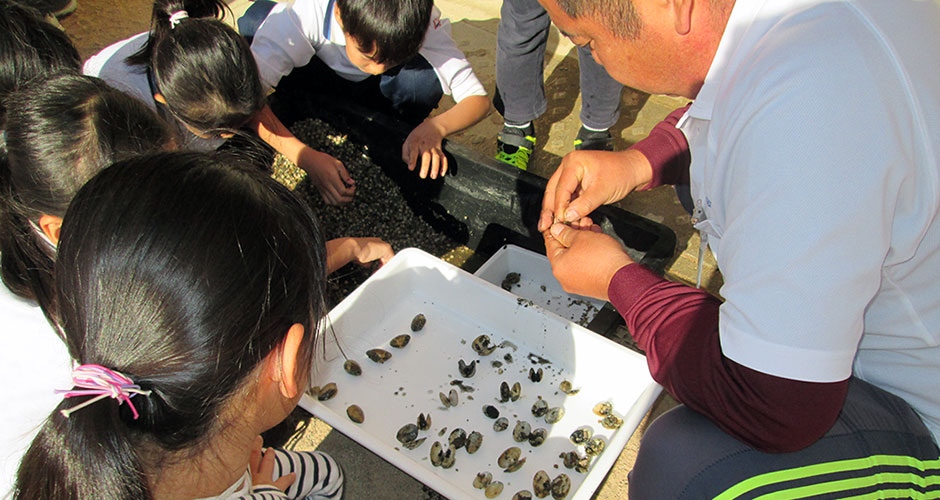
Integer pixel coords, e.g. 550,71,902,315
554,0,641,39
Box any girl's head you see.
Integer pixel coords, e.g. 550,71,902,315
0,0,81,126
127,0,266,138
15,151,328,499
0,72,173,322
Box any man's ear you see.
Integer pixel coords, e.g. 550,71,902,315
38,214,63,246
276,323,306,399
153,93,167,105
672,0,694,35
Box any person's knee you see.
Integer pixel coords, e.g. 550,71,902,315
378,57,443,120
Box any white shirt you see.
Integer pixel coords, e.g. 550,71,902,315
82,33,223,152
0,285,72,499
679,0,940,443
250,0,486,103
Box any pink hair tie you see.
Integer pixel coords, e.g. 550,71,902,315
57,364,152,420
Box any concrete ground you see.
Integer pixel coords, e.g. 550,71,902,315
60,1,722,498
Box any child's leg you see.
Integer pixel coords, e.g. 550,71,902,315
271,449,344,500
377,55,444,124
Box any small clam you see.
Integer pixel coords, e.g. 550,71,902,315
531,398,548,417
584,437,606,457
569,426,593,445
402,436,427,450
366,348,392,363
528,428,547,447
493,417,509,432
511,382,522,402
439,388,459,408
560,451,579,469
528,367,543,383
449,428,468,449
483,404,500,419
397,423,419,445
458,359,477,377
513,420,532,442
389,334,411,348
317,382,337,401
485,481,505,499
473,471,492,489
430,441,443,466
501,272,521,291
500,381,511,402
600,414,623,430
440,445,456,469
559,380,579,395
593,401,612,416
544,407,565,424
343,360,362,376
513,491,534,500
417,412,431,430
533,470,551,498
472,334,496,356
466,430,483,454
551,474,571,499
347,404,364,424
411,313,426,332
498,446,526,472
575,456,590,474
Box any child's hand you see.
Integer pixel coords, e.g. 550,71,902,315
248,436,296,492
402,118,448,179
351,237,394,267
297,147,356,205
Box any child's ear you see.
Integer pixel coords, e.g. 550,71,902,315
153,93,167,105
38,214,63,245
276,323,306,399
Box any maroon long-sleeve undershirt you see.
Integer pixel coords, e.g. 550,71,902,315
612,109,848,453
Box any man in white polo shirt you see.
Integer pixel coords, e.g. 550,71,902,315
536,0,940,497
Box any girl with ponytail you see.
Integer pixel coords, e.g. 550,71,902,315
84,0,358,206
13,151,344,500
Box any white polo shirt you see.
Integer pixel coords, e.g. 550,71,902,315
249,0,486,103
679,0,940,442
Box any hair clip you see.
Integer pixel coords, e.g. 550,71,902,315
57,364,151,420
169,10,189,29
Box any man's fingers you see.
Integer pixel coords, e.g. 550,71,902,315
549,222,578,248
538,208,555,233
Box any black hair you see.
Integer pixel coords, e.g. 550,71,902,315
336,0,432,65
0,72,174,325
0,0,81,126
554,0,641,39
13,151,328,500
126,0,266,135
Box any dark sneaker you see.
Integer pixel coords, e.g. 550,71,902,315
573,126,614,151
495,124,536,170
35,0,77,18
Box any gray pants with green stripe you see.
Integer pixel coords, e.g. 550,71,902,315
629,378,940,499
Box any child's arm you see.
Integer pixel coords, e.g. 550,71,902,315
252,105,356,205
402,95,490,179
326,237,395,274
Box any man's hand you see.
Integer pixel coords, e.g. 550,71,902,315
543,222,635,301
402,118,448,179
297,147,355,205
538,149,653,231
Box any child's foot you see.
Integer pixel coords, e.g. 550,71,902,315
573,126,614,151
495,123,536,170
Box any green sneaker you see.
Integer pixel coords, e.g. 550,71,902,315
573,126,614,151
495,124,536,170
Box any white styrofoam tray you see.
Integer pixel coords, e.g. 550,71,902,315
300,248,660,500
473,245,607,328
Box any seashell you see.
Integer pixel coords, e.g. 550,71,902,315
458,359,477,377
505,456,527,473
511,382,522,402
411,313,426,332
317,383,337,401
397,423,419,445
575,456,590,474
501,272,521,291
559,380,579,395
600,414,623,430
569,426,593,445
402,436,426,450
366,348,392,363
533,470,551,498
483,404,500,419
347,404,364,424
500,381,511,402
513,490,534,500
439,388,459,408
531,398,548,417
544,407,565,424
417,412,431,430
466,430,483,454
498,446,523,469
430,441,443,466
592,401,612,416
473,471,492,489
513,420,531,442
550,474,571,499
472,334,497,356
440,445,456,469
343,360,362,376
560,451,579,469
449,428,468,449
485,481,505,499
390,334,411,348
493,417,509,432
528,428,547,447
584,437,606,457
528,367,543,383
